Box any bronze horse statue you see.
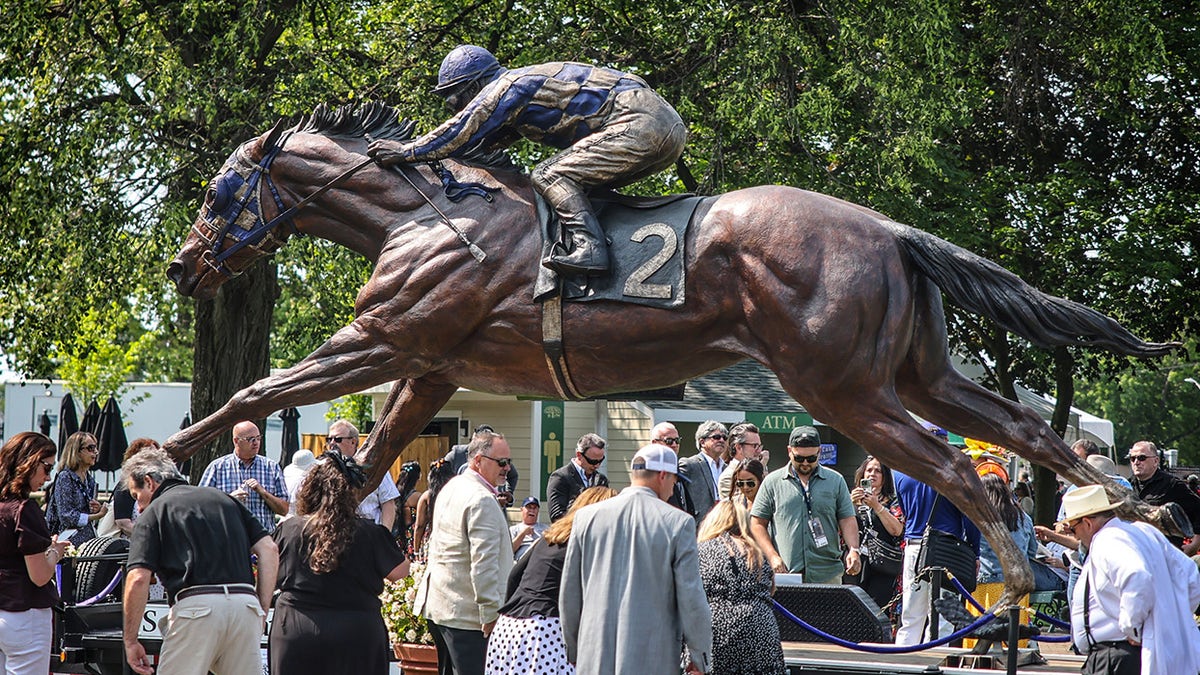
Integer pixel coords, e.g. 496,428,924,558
166,102,1175,605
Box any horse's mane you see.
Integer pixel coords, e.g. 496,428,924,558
292,101,516,172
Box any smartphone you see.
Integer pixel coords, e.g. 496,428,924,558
859,479,872,490
57,528,78,541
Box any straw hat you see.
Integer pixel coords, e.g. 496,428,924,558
1062,485,1119,521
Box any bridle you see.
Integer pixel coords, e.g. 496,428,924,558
193,131,493,278
192,132,374,278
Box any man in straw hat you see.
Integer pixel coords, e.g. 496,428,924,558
1063,485,1200,674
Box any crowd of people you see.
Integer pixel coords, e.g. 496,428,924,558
4,412,1200,675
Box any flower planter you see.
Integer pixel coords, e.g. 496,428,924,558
393,642,438,675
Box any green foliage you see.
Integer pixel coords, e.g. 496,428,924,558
1075,336,1200,466
325,393,374,430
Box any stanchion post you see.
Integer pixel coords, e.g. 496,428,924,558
929,568,943,641
1006,604,1019,675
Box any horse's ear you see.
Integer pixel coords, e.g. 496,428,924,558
261,117,289,152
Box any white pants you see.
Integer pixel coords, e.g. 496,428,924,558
157,592,264,675
0,607,52,675
894,540,955,646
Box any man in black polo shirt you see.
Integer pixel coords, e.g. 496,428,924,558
121,449,279,675
1128,440,1200,555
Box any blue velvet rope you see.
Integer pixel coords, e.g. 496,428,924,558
770,598,999,654
943,573,1073,643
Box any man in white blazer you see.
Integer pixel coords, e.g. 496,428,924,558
415,430,515,674
561,444,713,675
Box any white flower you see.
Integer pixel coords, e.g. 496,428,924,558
406,629,417,642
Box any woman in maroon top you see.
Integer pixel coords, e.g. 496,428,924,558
0,432,68,675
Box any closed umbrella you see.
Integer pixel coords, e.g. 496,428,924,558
80,399,101,436
58,393,80,451
176,413,193,476
37,410,51,436
280,408,301,467
94,397,128,472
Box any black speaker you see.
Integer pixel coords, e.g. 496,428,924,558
772,576,891,644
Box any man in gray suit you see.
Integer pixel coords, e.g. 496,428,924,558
561,444,712,675
678,420,729,525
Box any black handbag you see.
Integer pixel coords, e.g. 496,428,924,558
915,495,978,592
864,529,904,577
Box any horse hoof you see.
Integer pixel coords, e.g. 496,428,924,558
1161,502,1194,539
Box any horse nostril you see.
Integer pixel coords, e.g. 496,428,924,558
166,260,185,284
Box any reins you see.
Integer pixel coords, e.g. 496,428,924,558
390,164,487,263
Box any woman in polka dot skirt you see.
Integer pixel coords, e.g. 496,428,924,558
485,486,618,675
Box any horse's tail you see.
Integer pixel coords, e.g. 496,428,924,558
883,221,1177,358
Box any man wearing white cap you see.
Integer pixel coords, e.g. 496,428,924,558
1064,485,1200,674
560,444,712,675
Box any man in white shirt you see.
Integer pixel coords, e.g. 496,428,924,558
327,419,399,530
1065,485,1200,675
510,496,549,559
678,420,729,524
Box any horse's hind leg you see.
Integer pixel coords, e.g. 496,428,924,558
790,385,1036,607
896,281,1164,528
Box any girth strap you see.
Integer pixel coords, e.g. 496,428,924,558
541,294,586,401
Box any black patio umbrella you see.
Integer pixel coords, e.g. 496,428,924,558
94,396,128,472
279,408,301,467
37,410,51,436
58,393,80,450
80,399,102,436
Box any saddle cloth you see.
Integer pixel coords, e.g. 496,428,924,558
533,191,710,307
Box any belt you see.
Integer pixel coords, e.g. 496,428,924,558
176,583,257,601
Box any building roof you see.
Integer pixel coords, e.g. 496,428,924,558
643,360,807,413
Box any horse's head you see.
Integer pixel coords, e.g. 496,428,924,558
169,119,299,299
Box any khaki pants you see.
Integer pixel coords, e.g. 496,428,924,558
158,592,264,675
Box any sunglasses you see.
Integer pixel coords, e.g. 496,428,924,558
1127,455,1152,462
706,434,728,441
581,454,605,466
658,437,681,445
480,454,512,467
328,436,354,444
82,444,98,452
40,460,55,472
737,442,763,450
237,436,261,443
792,454,820,464
736,479,758,489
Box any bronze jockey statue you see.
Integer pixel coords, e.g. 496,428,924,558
368,45,687,276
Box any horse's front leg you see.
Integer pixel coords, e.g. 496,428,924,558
163,321,414,462
353,377,458,498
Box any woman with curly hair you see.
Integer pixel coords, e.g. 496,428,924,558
269,454,409,675
0,432,69,675
46,431,107,546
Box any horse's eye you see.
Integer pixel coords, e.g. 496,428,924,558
209,174,235,212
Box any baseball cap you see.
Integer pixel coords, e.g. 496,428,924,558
522,496,540,508
788,426,821,447
631,444,689,482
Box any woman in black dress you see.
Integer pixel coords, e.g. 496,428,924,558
269,453,409,675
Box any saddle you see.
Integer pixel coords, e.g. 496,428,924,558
532,190,711,307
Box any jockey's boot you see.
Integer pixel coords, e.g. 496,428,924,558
544,194,610,276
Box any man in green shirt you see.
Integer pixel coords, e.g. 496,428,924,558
750,426,861,584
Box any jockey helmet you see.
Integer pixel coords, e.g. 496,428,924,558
433,45,505,98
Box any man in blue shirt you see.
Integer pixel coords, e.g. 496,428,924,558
198,420,289,531
893,466,982,646
369,45,687,277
